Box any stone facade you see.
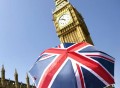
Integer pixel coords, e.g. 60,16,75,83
52,0,93,45
0,65,35,88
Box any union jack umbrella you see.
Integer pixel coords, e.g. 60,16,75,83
29,42,115,88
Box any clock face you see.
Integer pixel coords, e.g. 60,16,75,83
58,14,71,27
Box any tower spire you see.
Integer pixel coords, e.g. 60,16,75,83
14,69,19,88
26,73,30,88
52,0,93,44
1,65,5,87
54,0,68,7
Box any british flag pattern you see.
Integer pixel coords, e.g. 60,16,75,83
29,42,115,88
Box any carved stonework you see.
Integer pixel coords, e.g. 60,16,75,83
52,0,93,45
0,65,35,88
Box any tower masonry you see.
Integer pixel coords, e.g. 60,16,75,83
52,0,93,45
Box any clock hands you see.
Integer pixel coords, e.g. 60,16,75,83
60,18,66,21
58,14,71,27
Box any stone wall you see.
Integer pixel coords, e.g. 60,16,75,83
0,65,35,88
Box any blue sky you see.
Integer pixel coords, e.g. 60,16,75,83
0,0,120,87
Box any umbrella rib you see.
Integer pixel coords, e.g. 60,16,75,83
38,51,67,88
68,52,114,84
67,42,90,52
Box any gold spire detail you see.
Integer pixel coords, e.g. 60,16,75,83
54,0,67,6
53,0,94,45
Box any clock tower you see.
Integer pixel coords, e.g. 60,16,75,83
52,0,94,45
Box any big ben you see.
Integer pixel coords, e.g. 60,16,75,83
52,0,93,45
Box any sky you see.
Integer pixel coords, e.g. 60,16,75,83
0,0,120,87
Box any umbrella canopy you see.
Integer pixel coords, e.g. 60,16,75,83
29,42,115,88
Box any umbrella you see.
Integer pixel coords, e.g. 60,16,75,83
29,42,115,88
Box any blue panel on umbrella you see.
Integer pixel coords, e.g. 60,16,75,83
63,43,74,48
51,60,77,88
81,67,106,88
29,55,57,85
91,57,114,76
78,46,97,52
